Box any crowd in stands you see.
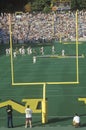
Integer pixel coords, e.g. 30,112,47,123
0,10,86,44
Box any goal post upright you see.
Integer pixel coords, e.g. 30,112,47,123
42,83,48,124
9,13,14,85
75,10,79,83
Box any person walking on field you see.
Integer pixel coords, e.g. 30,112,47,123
25,105,32,128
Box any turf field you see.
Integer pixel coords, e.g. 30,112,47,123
0,41,86,129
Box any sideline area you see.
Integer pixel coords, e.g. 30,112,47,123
0,126,86,130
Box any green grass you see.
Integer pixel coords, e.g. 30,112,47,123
0,42,86,128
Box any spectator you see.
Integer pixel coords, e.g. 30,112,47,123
0,11,86,44
73,113,80,128
6,105,13,128
25,105,32,128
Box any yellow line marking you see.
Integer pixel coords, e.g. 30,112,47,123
0,99,42,113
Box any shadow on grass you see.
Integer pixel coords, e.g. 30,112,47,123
33,121,45,127
80,123,86,127
47,114,86,127
47,116,72,124
13,124,25,128
13,121,44,128
13,114,86,128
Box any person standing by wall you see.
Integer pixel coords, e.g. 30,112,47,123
6,105,13,128
25,105,32,128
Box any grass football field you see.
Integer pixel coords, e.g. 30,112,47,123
0,41,86,129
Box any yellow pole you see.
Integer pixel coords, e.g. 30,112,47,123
9,13,14,85
42,83,47,124
75,10,79,83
